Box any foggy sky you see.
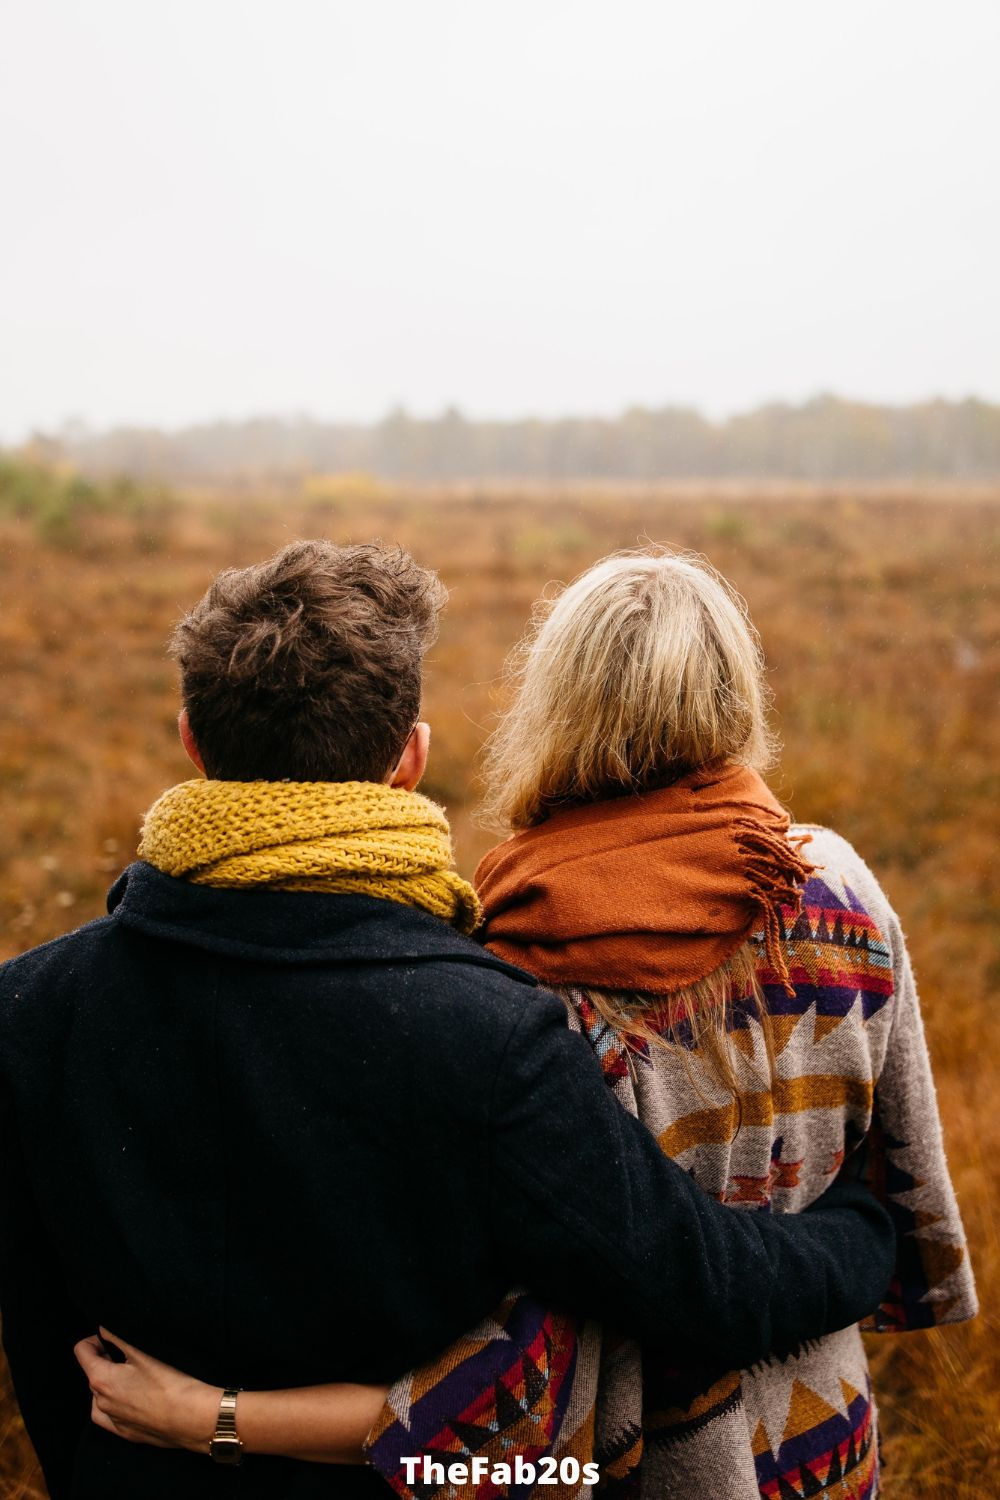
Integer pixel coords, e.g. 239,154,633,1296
2,0,998,441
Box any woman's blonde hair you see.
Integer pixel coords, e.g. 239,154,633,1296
481,546,780,1103
482,547,777,832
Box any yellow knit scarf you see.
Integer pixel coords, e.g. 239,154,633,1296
138,779,481,934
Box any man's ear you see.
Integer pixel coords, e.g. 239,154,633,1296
178,708,207,776
388,722,430,792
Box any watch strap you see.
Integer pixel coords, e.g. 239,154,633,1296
209,1387,243,1464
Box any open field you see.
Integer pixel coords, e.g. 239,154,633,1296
1,477,998,1496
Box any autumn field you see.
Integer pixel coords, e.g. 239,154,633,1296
0,471,998,1496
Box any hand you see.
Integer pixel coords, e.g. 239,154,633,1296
73,1329,222,1453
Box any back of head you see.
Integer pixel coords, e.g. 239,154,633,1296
483,547,783,1102
483,548,775,830
171,539,445,782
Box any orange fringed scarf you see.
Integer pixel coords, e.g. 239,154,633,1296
476,762,815,996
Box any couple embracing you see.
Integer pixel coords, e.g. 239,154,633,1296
0,540,975,1499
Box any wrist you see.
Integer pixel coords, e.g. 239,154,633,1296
171,1380,225,1454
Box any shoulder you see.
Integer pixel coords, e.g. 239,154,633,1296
353,960,574,1124
0,919,120,1056
0,916,116,992
397,954,567,1050
792,823,904,946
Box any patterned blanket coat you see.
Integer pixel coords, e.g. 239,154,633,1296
365,828,977,1499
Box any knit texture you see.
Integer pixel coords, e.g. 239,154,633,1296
367,827,977,1500
475,764,815,997
138,778,481,933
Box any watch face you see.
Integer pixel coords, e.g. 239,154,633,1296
209,1435,243,1465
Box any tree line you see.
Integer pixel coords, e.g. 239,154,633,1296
19,396,1000,482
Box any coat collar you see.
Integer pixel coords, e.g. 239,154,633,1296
108,861,536,982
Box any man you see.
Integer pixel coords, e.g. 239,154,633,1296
0,540,892,1499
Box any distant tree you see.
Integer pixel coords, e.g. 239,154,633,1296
24,397,1000,483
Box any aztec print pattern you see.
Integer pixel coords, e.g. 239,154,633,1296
750,1363,879,1500
365,1294,594,1500
366,828,976,1498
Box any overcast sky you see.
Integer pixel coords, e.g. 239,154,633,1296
2,1,998,440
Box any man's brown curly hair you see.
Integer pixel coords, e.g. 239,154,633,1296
170,539,446,782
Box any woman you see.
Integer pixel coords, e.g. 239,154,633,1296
77,549,977,1497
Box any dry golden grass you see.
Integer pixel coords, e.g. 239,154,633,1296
1,481,997,1496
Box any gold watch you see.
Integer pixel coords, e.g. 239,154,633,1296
209,1387,243,1465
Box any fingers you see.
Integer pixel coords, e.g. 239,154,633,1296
98,1326,133,1362
75,1327,198,1452
76,1333,130,1403
78,1329,171,1450
90,1396,122,1435
74,1336,109,1379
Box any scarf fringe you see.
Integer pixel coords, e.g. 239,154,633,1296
734,817,816,997
477,766,819,999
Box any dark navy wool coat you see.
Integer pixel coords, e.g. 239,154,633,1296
0,863,893,1498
